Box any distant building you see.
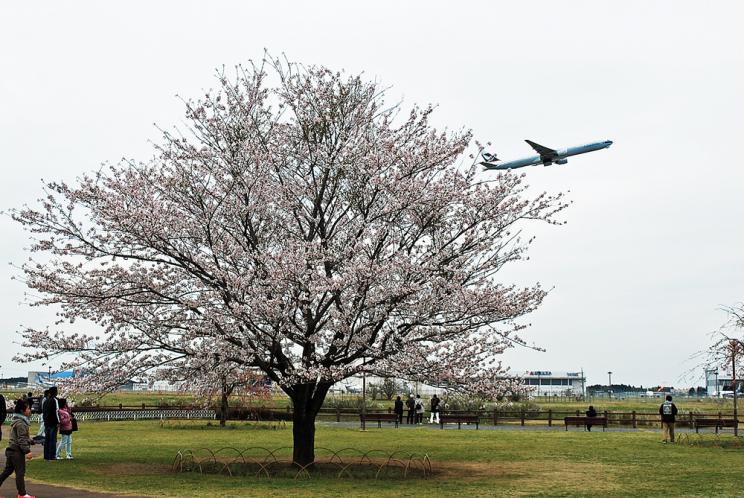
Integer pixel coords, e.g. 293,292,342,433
705,368,743,396
27,370,78,387
522,370,586,396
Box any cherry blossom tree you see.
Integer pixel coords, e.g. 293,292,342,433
12,58,567,465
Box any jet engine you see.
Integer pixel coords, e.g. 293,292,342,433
555,159,568,165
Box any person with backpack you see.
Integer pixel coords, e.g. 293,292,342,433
414,394,424,424
35,390,49,441
405,394,415,424
659,394,678,443
42,386,60,460
0,399,37,498
56,398,74,460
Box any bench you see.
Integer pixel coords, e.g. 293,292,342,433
693,418,738,434
440,414,479,430
360,412,399,428
564,416,608,431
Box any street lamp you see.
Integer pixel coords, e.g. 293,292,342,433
607,371,613,398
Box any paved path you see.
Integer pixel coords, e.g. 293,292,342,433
0,427,147,498
321,420,701,433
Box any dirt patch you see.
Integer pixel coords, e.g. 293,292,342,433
436,459,620,494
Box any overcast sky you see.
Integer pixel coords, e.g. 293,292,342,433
1,1,742,387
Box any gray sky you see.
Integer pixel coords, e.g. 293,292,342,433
1,1,742,387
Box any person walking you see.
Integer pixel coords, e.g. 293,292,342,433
55,399,74,460
429,394,441,424
585,405,597,431
659,394,678,443
0,399,37,498
394,396,404,425
42,386,60,460
414,394,424,424
405,394,415,424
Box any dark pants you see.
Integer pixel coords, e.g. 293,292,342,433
406,409,414,424
44,425,58,460
415,412,423,424
395,411,403,424
0,448,27,495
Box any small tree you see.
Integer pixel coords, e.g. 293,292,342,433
12,57,566,465
380,377,400,401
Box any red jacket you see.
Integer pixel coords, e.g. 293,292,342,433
58,407,73,432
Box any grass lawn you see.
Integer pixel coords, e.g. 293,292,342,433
20,420,744,497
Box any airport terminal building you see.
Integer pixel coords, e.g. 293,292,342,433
522,370,586,396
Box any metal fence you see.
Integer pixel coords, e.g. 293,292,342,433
11,406,738,428
28,409,215,423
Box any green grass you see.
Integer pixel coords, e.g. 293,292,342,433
21,420,744,497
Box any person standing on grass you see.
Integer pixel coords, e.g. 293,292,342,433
429,394,441,424
659,394,678,443
0,399,37,498
35,389,49,440
42,386,60,460
414,394,424,424
394,396,404,425
585,405,597,431
406,394,415,424
56,398,73,460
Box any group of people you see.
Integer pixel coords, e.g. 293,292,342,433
34,387,76,461
393,394,442,424
0,387,77,498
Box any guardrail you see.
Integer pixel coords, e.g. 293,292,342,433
11,406,738,429
28,409,215,423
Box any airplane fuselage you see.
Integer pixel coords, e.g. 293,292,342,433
484,140,612,170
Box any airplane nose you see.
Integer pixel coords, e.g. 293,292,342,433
606,140,613,146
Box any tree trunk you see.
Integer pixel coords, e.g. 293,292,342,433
220,376,229,427
220,389,228,427
289,382,331,467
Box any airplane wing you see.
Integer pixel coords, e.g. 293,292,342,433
525,140,559,161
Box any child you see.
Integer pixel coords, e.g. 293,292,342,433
56,398,73,459
0,399,36,498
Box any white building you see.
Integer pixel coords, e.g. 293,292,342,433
704,368,743,396
522,370,586,396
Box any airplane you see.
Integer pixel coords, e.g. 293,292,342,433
481,139,613,170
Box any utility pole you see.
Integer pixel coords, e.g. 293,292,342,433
581,368,586,399
360,357,367,431
607,371,613,398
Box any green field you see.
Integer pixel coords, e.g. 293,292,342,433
18,419,744,497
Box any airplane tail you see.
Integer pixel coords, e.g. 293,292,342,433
481,152,499,163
